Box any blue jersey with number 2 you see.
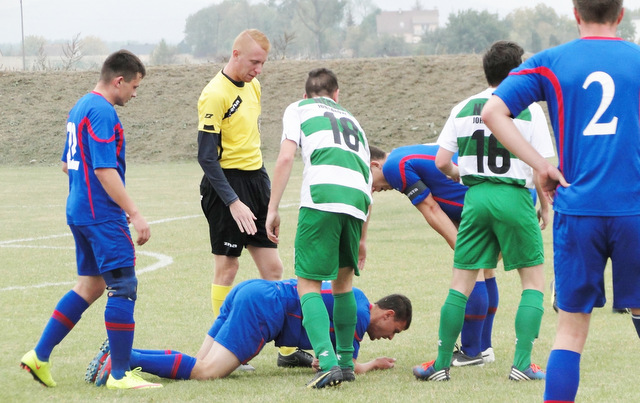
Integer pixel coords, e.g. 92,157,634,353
62,92,127,225
494,37,640,216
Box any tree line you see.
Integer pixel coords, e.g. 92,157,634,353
3,0,638,69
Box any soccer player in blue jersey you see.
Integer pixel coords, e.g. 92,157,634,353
85,279,411,385
482,1,640,401
370,143,507,367
20,50,161,390
413,41,554,383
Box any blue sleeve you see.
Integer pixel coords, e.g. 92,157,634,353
87,106,119,169
382,155,432,206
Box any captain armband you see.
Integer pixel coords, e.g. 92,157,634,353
403,180,427,202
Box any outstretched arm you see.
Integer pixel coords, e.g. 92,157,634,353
312,356,397,374
354,357,397,374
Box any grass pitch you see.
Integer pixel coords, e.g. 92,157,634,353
1,162,637,402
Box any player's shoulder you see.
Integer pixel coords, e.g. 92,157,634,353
450,88,492,117
74,92,115,118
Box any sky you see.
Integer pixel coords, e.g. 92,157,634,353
0,0,638,45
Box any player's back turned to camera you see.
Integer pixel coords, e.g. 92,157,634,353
266,67,372,389
413,40,554,383
482,1,640,402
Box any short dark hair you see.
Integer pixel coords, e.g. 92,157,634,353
573,0,622,24
100,49,146,83
482,41,524,87
305,68,339,98
369,145,387,161
375,294,412,330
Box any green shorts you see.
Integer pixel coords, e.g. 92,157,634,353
294,207,363,281
453,182,544,271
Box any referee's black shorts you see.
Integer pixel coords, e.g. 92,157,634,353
200,166,277,257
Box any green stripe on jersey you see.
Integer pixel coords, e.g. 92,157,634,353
310,148,370,182
456,98,487,118
462,174,526,187
310,184,370,215
299,97,348,112
455,98,531,122
301,116,331,137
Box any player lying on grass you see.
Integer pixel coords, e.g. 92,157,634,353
85,278,412,387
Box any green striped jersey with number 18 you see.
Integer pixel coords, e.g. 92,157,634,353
281,96,372,221
437,87,554,189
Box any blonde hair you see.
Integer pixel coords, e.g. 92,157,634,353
233,29,271,54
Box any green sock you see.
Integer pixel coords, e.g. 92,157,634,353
513,289,544,370
300,293,337,371
333,291,357,370
435,289,468,370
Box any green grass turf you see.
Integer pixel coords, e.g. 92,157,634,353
1,162,637,402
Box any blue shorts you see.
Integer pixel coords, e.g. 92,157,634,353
69,217,135,276
553,213,640,313
207,280,286,364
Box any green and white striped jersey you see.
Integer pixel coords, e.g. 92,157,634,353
281,96,372,221
438,88,554,188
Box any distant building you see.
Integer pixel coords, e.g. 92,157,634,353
376,9,439,44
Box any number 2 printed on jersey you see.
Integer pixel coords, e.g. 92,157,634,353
66,122,80,171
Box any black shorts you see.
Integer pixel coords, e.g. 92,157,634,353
200,167,277,257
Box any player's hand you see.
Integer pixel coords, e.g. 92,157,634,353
266,210,280,244
537,164,569,204
311,358,320,372
373,357,397,370
229,200,257,235
357,240,367,270
537,205,550,230
129,212,151,246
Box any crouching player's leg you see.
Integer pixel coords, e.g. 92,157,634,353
89,279,285,383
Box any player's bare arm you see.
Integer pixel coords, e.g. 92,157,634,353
415,194,458,250
434,147,460,183
533,174,550,230
312,356,397,374
358,206,371,270
266,140,297,243
482,95,569,202
94,167,150,245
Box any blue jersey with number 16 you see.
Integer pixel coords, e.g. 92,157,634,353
494,37,640,216
61,92,127,225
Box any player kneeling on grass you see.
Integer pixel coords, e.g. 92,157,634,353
85,279,412,387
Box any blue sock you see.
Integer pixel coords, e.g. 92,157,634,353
133,348,182,355
130,350,196,380
632,314,640,339
105,297,135,380
35,290,89,361
481,277,499,350
460,281,488,357
544,349,580,402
